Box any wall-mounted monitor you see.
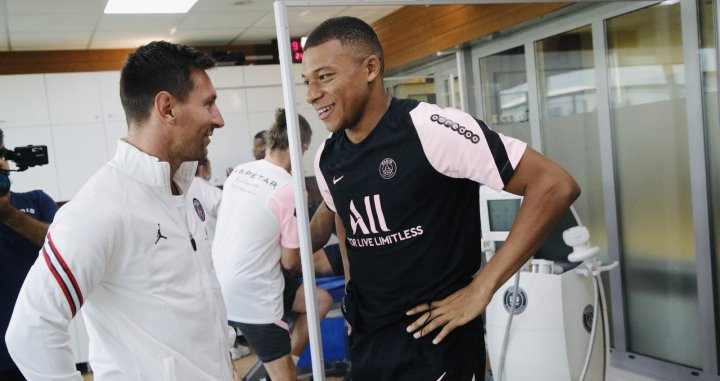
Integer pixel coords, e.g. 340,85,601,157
479,185,581,269
480,186,523,242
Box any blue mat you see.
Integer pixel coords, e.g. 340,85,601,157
296,275,348,368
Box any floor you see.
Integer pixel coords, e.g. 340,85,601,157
78,346,658,381
80,351,346,380
81,358,657,381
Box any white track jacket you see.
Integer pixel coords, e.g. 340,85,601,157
5,140,232,381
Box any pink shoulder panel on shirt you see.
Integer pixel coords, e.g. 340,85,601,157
268,183,300,249
409,102,526,191
314,140,336,212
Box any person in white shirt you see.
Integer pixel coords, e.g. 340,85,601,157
190,157,222,241
5,41,236,381
213,109,332,381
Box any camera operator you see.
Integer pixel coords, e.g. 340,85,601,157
0,128,57,381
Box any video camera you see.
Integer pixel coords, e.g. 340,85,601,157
0,145,49,196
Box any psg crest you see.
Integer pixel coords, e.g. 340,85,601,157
379,158,397,179
193,198,205,221
503,286,527,315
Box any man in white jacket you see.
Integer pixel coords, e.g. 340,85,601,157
5,41,234,381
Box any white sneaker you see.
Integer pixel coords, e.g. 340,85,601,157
230,344,251,360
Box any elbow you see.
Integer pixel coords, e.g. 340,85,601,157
556,174,581,208
281,257,301,275
563,176,581,205
538,171,580,209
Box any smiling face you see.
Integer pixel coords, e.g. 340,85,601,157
170,68,224,162
302,39,373,134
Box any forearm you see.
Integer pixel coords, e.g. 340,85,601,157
335,213,351,283
280,247,301,275
479,155,580,293
310,202,334,252
1,207,50,247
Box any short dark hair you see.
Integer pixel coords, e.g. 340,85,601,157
304,16,384,73
120,41,216,125
254,130,267,144
268,109,312,151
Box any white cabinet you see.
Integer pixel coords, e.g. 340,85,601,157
45,73,103,125
0,63,323,201
245,86,285,112
0,74,50,127
104,120,128,160
209,66,244,88
216,88,247,116
208,111,251,186
98,71,126,122
243,64,304,87
52,123,108,201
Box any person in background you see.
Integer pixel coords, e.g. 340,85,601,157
252,130,268,160
304,17,580,380
5,41,238,380
213,109,332,381
226,130,268,178
0,128,58,381
190,157,222,241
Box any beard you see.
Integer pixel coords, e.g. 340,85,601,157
338,95,370,132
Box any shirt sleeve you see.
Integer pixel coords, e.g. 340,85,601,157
409,102,527,191
313,140,336,212
267,183,300,249
5,199,120,381
33,190,58,223
205,182,222,220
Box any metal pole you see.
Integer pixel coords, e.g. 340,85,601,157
273,2,325,379
448,73,456,109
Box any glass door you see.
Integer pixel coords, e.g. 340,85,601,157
477,46,532,143
606,3,700,368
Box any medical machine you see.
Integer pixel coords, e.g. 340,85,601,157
481,186,617,381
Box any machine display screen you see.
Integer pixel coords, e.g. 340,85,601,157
488,199,521,232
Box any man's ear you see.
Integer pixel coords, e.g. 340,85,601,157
155,91,175,123
365,54,382,83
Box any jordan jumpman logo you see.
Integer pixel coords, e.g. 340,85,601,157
155,223,167,244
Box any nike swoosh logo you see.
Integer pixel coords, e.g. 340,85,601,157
333,175,344,184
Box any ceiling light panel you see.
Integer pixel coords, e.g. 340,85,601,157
104,0,199,14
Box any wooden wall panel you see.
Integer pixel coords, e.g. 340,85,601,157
373,3,569,71
0,45,273,75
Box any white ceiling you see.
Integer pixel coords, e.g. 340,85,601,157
0,0,403,51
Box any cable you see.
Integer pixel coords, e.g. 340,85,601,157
570,205,584,227
598,272,611,381
579,264,600,381
497,271,521,381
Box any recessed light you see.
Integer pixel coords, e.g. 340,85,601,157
104,0,199,14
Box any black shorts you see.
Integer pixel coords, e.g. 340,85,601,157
282,270,301,315
349,315,485,381
323,244,344,276
230,320,291,363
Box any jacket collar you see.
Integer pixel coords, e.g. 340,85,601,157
110,139,197,196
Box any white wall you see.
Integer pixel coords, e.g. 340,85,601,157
0,64,326,202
